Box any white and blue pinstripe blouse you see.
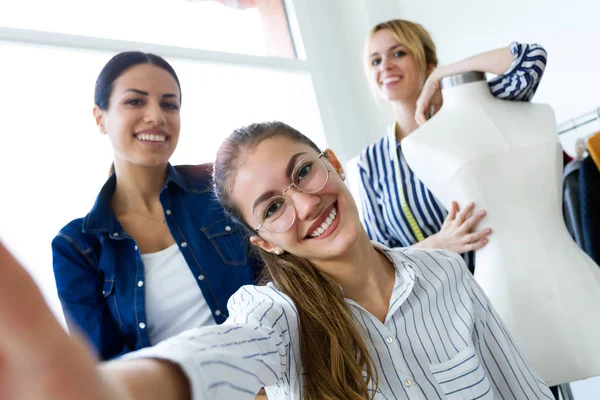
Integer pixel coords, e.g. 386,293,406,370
357,42,548,272
124,243,553,399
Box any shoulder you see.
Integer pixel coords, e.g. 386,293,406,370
357,135,389,171
53,217,91,248
227,284,299,322
385,246,468,279
229,283,297,310
52,217,102,265
173,163,213,191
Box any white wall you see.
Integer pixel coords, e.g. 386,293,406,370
394,0,600,156
292,0,403,162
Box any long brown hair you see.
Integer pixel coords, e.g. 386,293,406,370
213,121,377,399
364,19,438,94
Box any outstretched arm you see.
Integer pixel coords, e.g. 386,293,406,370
0,241,189,400
1,240,283,400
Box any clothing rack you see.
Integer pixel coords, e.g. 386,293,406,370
558,107,600,135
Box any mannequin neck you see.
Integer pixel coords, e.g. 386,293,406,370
442,79,492,108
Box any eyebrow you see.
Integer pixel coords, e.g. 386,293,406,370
370,44,405,58
251,151,308,215
123,88,179,99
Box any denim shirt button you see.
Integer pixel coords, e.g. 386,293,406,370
181,242,187,248
215,310,222,316
165,209,172,215
139,322,146,329
198,275,205,281
112,232,119,237
225,225,231,231
137,281,144,287
134,245,138,251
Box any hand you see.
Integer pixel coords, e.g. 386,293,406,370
415,71,443,126
0,241,131,400
431,201,491,254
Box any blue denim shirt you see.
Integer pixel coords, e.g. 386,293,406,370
52,164,260,360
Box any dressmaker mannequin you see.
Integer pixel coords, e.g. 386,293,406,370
402,72,600,385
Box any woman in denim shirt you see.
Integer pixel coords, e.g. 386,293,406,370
52,52,261,361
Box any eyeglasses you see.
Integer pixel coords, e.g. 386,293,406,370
254,152,329,233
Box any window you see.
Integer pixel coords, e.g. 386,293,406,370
0,0,300,58
0,1,323,323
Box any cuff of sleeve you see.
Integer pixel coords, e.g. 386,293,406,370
119,340,207,400
502,41,523,76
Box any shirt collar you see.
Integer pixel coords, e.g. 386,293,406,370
344,242,422,320
82,164,190,233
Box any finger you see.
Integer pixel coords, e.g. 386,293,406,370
431,103,442,118
415,107,425,126
462,209,487,232
463,228,492,244
455,202,474,225
444,201,458,224
462,237,489,252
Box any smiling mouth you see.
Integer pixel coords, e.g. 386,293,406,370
309,206,338,238
381,76,401,85
136,133,167,142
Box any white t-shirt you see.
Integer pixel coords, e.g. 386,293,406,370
141,243,213,345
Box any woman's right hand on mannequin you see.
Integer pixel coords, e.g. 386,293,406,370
417,201,491,254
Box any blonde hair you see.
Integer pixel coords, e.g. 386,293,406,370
363,19,438,94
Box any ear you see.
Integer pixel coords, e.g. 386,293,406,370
93,105,107,135
324,148,345,178
249,235,283,255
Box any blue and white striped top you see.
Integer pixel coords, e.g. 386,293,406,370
124,243,553,399
358,42,548,272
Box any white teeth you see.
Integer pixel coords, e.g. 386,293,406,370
382,77,400,85
310,207,338,238
137,133,166,142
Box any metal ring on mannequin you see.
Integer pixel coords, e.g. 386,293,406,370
440,71,485,90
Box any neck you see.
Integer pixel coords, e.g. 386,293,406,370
313,230,394,304
442,80,492,108
111,160,168,211
391,96,420,141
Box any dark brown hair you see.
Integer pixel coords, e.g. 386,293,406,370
213,121,377,399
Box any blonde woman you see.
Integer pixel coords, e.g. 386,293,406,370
358,20,547,273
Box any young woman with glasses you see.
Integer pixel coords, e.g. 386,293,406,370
0,121,552,400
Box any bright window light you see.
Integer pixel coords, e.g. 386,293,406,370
0,41,324,324
0,0,299,58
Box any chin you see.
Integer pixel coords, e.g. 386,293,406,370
315,218,362,259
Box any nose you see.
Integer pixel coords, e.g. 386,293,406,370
145,101,167,126
289,190,321,221
380,56,393,70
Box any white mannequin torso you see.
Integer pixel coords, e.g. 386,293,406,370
401,75,600,385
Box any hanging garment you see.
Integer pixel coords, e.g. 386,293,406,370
587,131,600,172
579,155,600,265
563,159,584,246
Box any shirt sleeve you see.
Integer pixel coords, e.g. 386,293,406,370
120,285,295,400
464,272,554,399
488,42,548,101
52,232,131,360
357,150,394,247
